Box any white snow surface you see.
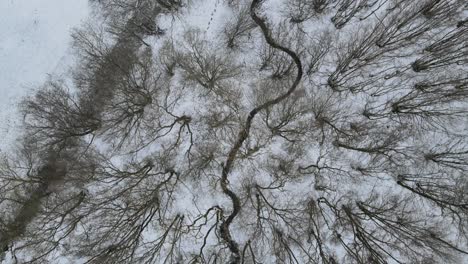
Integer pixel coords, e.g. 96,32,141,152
0,0,89,152
1,0,468,263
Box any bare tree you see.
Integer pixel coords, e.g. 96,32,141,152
1,0,468,263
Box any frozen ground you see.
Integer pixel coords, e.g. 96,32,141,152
0,0,88,152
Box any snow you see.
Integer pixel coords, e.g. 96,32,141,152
0,0,89,152
1,0,468,262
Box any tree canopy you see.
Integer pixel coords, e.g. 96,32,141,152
1,0,468,263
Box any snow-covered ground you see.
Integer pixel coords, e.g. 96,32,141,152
0,0,88,152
